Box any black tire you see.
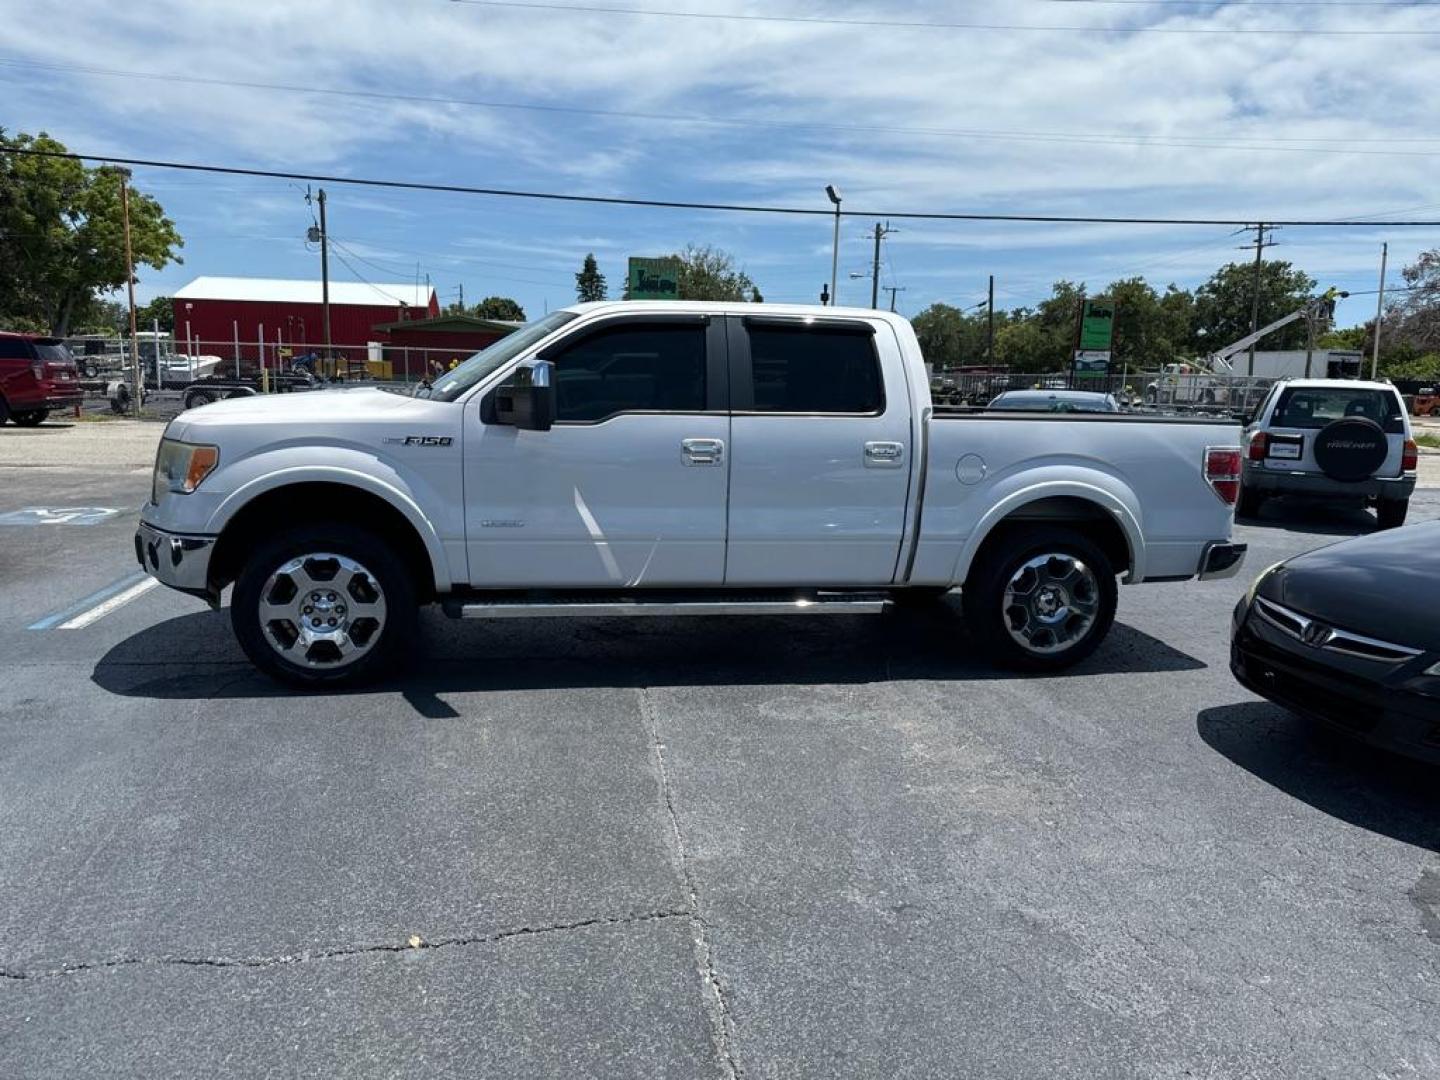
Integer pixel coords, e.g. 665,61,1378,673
962,526,1118,672
11,409,49,427
0,395,9,425
184,389,217,410
1376,498,1409,530
232,524,418,688
1236,485,1265,519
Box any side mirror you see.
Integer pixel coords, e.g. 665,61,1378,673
491,360,555,431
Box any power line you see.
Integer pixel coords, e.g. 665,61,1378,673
6,57,1436,157
5,145,1440,227
447,0,1440,35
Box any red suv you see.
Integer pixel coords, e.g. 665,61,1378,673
0,331,83,426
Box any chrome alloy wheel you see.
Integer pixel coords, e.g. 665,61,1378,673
258,553,387,669
1001,553,1100,656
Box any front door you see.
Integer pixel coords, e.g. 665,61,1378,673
724,315,914,586
465,316,730,588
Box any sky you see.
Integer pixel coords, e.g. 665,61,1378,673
3,0,1439,339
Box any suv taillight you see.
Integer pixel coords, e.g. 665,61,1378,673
1247,430,1268,461
1402,438,1418,472
30,361,44,381
1205,446,1242,506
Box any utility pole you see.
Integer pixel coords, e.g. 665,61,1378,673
457,281,464,312
825,185,842,307
1371,242,1388,380
110,167,141,417
883,286,906,312
869,221,896,309
1239,223,1277,377
987,274,995,365
318,189,332,360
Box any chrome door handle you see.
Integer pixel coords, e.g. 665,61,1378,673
864,441,905,467
681,437,725,466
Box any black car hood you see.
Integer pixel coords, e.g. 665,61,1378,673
1260,522,1440,652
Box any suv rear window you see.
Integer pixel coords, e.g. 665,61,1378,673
1272,387,1405,434
34,344,74,365
0,338,33,360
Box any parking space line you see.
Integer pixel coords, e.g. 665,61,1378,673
27,571,154,631
56,578,159,630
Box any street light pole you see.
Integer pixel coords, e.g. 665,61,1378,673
825,185,842,306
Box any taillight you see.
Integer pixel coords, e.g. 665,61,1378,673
1247,430,1268,461
30,361,43,380
1205,446,1242,506
1402,439,1418,472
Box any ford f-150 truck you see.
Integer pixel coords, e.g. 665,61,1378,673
135,302,1247,686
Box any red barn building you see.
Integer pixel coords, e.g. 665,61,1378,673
171,276,438,365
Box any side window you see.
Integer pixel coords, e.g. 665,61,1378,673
0,338,32,360
747,326,882,414
549,324,707,423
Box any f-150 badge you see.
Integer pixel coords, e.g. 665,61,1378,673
384,436,453,447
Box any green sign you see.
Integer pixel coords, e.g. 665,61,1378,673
628,257,681,300
1078,299,1116,352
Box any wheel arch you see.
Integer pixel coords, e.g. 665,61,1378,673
953,484,1143,587
208,474,448,601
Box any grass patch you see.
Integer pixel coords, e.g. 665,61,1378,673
1415,433,1440,450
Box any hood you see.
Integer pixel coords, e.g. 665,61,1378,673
1259,521,1440,652
167,386,437,440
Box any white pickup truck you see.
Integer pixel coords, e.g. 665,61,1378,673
136,302,1247,686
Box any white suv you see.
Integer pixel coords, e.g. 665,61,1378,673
1238,379,1418,528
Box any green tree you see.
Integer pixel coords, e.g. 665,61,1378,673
473,296,526,321
1104,277,1194,369
993,319,1052,372
1191,260,1316,355
912,303,989,369
136,295,174,333
750,285,764,304
674,244,756,301
1316,325,1366,350
1385,248,1440,356
0,129,183,335
574,253,607,303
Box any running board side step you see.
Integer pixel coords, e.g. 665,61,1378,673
443,595,892,620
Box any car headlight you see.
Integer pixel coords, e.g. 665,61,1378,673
1245,560,1286,606
153,439,219,501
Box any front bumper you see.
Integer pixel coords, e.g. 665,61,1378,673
1199,541,1248,581
135,520,218,604
1241,463,1416,501
1230,599,1440,765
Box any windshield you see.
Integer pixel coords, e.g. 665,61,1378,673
420,312,578,401
1272,387,1405,433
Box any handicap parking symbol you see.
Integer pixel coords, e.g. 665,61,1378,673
0,507,121,526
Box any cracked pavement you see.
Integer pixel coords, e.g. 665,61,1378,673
3,461,1440,1077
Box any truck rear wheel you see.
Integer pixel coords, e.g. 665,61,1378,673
962,526,1118,671
232,524,418,688
11,409,49,427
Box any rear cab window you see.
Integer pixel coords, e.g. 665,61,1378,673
743,323,883,414
1270,387,1406,434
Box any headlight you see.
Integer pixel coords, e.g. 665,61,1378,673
1245,560,1286,606
152,439,219,501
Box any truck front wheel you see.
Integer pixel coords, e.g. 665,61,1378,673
232,525,418,688
962,526,1118,671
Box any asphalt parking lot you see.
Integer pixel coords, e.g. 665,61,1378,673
2,422,1439,1079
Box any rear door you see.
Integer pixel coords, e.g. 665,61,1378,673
724,314,913,586
1261,385,1407,477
